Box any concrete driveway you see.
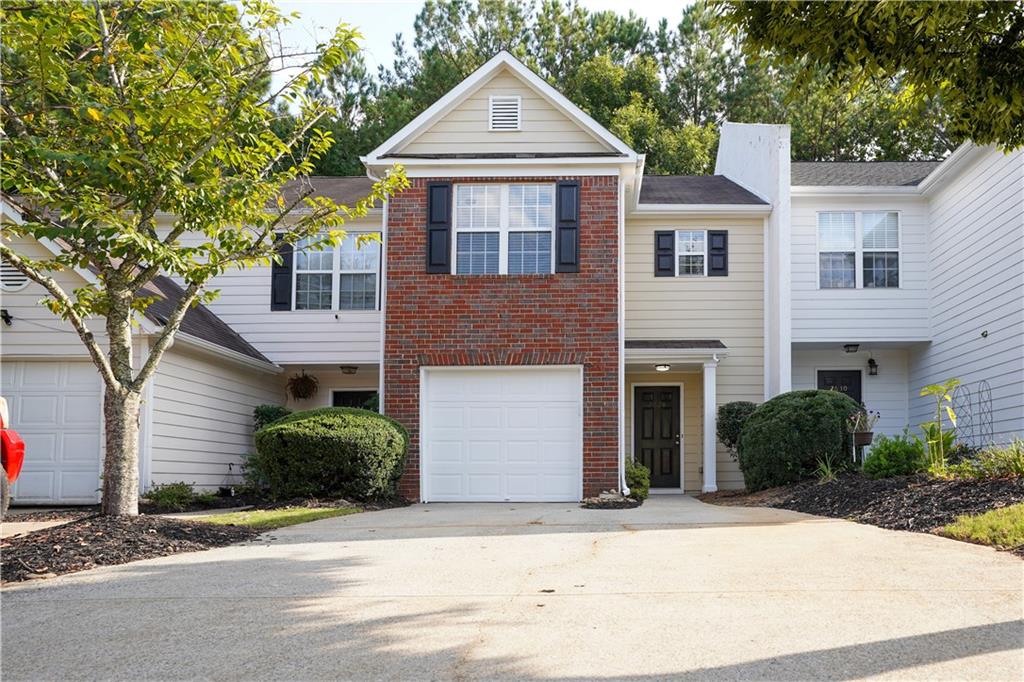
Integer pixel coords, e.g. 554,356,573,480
2,496,1021,681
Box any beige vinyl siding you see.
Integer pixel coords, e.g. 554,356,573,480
0,235,109,357
625,371,704,493
397,68,614,155
174,215,383,365
625,215,765,490
791,195,931,342
282,365,379,410
149,345,281,489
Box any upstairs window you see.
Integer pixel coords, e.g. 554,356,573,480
818,211,899,289
454,183,554,275
294,233,380,310
676,230,707,276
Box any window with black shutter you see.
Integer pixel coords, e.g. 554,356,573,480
270,235,293,310
555,180,580,273
708,230,728,276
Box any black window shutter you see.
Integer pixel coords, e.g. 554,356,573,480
270,234,293,310
555,180,580,273
708,230,728,276
654,230,675,277
426,182,452,273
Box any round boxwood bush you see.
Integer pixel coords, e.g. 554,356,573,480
250,407,408,501
717,401,758,457
736,390,860,491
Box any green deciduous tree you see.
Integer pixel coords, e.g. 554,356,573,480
715,0,1024,150
0,0,406,515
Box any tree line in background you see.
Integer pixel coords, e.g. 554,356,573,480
284,0,955,176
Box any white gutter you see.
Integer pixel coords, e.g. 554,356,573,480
171,332,282,374
917,142,985,196
791,185,921,197
631,203,772,217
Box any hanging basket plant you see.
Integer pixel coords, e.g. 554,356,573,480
287,370,319,401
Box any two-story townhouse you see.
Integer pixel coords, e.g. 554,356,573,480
2,51,1021,505
789,145,1024,447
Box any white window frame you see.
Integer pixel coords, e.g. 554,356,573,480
815,211,902,290
452,183,555,275
292,232,381,311
674,229,708,277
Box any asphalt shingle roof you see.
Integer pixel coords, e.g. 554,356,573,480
278,176,377,207
790,161,943,187
639,176,767,205
625,340,727,350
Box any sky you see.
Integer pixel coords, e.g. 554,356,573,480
273,0,695,75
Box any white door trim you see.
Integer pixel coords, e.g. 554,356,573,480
419,365,585,503
629,382,685,493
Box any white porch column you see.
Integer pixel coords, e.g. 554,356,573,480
702,359,719,493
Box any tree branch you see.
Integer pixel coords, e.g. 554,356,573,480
130,280,201,392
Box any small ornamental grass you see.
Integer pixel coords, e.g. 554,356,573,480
250,407,408,501
940,503,1024,551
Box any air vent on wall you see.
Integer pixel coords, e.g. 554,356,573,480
489,95,521,131
0,258,28,292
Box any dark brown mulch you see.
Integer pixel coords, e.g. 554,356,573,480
4,507,98,523
770,473,1024,532
1,515,259,584
581,496,642,509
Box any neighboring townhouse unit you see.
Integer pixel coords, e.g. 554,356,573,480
1,51,1021,505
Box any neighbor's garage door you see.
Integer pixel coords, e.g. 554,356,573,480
1,361,102,504
421,367,582,502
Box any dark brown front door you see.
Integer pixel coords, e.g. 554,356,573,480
817,370,863,404
634,386,681,488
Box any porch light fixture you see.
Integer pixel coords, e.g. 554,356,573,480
339,365,358,375
843,344,860,354
867,358,878,376
655,364,671,372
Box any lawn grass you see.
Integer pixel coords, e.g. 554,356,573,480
200,506,360,530
940,503,1024,550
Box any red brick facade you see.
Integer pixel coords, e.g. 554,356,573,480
383,176,620,501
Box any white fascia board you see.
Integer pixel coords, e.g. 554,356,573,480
918,142,987,196
363,51,636,163
386,163,628,179
631,203,772,217
791,185,922,197
625,347,730,363
171,332,282,374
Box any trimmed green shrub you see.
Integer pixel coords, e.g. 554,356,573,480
251,407,408,500
145,482,217,512
737,389,861,491
862,432,926,479
254,404,291,431
717,401,758,457
625,457,650,501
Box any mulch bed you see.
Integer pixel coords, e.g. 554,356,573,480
1,515,259,584
770,473,1024,532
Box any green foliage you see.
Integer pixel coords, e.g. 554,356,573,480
918,378,960,472
625,457,651,501
288,0,952,177
941,503,1024,550
145,482,217,512
254,405,291,432
862,432,927,479
717,401,758,457
944,440,1024,480
814,455,840,484
202,506,360,530
737,390,861,491
250,408,408,500
716,1,1023,150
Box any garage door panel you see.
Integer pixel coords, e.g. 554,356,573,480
59,471,101,500
21,362,60,387
63,432,102,462
19,396,59,424
12,471,55,502
63,395,99,424
21,433,58,462
423,367,582,502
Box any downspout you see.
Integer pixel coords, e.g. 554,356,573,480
618,170,629,496
365,166,387,413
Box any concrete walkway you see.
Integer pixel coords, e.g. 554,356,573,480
2,496,1021,680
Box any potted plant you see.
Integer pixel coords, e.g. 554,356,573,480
847,410,880,447
287,370,319,401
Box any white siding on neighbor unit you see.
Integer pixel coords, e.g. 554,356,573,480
397,68,614,156
909,147,1024,443
0,236,109,357
173,215,383,365
791,348,910,439
791,196,931,342
149,345,281,489
282,365,378,410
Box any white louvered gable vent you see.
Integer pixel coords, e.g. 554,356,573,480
489,95,521,131
1,258,28,292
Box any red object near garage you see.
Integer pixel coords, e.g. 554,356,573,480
1,396,26,517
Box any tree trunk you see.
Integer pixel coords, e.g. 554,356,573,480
101,386,142,516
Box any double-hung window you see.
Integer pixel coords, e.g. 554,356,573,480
294,233,380,310
676,230,707,276
454,183,554,274
817,211,899,289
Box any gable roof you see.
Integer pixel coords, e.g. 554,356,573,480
142,275,272,364
278,176,376,207
791,161,943,187
639,176,768,205
363,51,636,164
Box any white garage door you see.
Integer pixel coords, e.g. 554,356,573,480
2,361,102,504
421,367,583,502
